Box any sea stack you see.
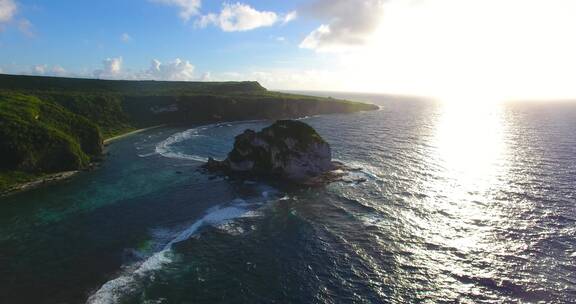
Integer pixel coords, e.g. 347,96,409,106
204,120,338,184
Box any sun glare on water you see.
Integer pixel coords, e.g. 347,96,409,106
434,101,508,189
419,95,512,256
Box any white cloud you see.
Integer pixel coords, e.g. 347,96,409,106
94,57,123,79
200,71,211,81
151,0,201,21
283,11,297,24
30,64,68,76
300,25,330,50
25,58,199,81
197,3,278,32
0,0,17,23
0,1,35,37
144,58,195,81
51,65,66,75
17,18,33,37
121,33,132,43
31,64,46,75
300,0,386,52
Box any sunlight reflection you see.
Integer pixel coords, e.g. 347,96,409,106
424,101,511,255
434,101,508,194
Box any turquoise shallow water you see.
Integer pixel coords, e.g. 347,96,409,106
1,93,575,303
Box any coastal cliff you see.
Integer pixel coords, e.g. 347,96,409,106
0,74,377,192
0,93,103,172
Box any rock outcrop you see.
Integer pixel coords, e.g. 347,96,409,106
204,120,339,183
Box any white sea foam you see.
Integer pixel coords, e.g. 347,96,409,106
155,120,268,162
155,127,209,161
343,160,380,181
137,152,157,158
86,198,266,304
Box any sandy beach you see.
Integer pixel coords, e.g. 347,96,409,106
104,125,166,145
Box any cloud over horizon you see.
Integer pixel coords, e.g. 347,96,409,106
23,57,199,81
92,57,197,81
94,57,123,79
30,64,67,77
145,58,196,80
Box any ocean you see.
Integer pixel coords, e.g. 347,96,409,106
0,92,575,303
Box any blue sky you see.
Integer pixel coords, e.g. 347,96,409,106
1,0,576,100
0,0,329,83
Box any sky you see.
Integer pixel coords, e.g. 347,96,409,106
1,0,576,101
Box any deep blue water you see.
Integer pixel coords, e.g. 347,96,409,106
1,93,575,303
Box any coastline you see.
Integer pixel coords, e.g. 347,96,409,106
1,171,79,197
104,125,166,145
1,109,377,198
1,125,166,197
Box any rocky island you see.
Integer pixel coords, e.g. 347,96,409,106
205,120,349,185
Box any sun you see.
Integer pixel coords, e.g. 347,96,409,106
335,0,576,103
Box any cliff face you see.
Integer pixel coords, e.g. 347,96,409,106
122,94,378,128
206,120,335,182
0,74,378,137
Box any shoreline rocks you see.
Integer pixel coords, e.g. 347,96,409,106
204,120,342,185
0,171,79,197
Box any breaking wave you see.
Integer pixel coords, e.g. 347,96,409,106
154,120,265,162
154,126,209,162
86,192,277,304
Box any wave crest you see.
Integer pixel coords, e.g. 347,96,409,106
155,127,208,162
87,191,277,304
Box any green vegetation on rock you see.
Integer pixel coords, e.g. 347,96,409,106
0,92,102,171
205,120,335,182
